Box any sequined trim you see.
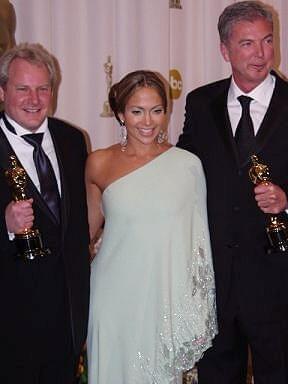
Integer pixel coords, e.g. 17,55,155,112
133,243,217,384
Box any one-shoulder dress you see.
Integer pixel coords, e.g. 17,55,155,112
87,147,217,384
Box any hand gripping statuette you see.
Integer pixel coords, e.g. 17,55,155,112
249,154,288,253
5,155,50,260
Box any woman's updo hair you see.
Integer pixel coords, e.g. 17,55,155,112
109,70,167,123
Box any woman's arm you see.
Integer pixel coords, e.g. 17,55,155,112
85,152,105,247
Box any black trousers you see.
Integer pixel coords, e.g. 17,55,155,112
0,355,79,384
197,264,288,384
198,313,288,384
197,244,288,384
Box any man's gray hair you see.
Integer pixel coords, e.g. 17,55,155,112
0,42,59,90
218,1,273,44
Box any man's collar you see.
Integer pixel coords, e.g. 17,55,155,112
4,113,48,136
228,73,275,107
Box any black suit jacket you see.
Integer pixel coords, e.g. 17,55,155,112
177,73,288,321
0,116,90,362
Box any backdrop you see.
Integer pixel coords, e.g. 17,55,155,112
10,0,288,149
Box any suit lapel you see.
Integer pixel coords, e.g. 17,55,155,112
48,121,70,234
254,74,288,156
0,121,59,225
210,74,288,169
0,126,40,204
0,113,17,170
210,79,240,166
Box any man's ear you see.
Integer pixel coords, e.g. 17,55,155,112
220,42,230,63
0,86,5,102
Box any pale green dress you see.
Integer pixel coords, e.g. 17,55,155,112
87,147,217,384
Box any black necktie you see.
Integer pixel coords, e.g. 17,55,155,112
2,113,60,222
234,95,255,164
22,133,60,222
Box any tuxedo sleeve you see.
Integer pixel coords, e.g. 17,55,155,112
177,92,197,152
0,198,15,255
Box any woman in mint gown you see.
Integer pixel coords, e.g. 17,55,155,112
86,70,217,384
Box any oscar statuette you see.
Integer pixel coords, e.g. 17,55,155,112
5,155,50,260
169,0,182,9
249,154,288,253
100,55,114,117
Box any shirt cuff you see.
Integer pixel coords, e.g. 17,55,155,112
8,232,15,241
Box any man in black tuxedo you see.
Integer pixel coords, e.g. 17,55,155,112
0,43,90,383
178,1,288,383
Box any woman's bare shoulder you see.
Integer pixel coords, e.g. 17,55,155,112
86,144,120,185
87,144,119,165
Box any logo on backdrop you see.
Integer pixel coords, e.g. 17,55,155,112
169,69,182,100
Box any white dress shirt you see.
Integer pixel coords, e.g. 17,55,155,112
227,73,276,136
0,114,61,195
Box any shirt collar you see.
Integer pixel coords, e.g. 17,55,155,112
5,114,48,136
228,73,275,107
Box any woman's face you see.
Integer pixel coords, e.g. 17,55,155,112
119,86,166,147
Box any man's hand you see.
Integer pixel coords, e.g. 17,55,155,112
5,198,34,234
254,182,288,214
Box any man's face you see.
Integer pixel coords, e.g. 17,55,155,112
220,18,274,93
0,58,52,132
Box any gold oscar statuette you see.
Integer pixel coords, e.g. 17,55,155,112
249,154,288,253
100,55,114,117
169,0,182,9
5,155,50,260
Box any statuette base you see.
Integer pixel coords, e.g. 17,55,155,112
266,220,288,253
15,229,50,260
